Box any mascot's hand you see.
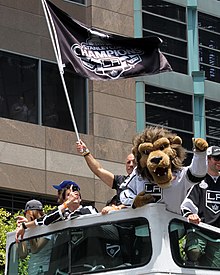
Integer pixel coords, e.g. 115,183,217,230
193,138,208,152
132,191,155,209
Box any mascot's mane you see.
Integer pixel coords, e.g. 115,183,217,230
132,126,186,180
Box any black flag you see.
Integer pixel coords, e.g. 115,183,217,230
45,0,172,81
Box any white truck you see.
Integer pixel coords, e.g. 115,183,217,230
5,203,220,275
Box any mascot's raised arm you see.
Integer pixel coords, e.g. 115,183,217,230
119,126,208,214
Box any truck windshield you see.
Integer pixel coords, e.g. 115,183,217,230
7,217,151,274
169,218,220,270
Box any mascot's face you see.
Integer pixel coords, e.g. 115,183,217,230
133,127,186,188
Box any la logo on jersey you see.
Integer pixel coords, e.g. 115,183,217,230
145,183,162,202
206,190,220,214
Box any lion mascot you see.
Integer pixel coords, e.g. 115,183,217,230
119,126,208,214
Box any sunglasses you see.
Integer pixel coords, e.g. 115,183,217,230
212,155,220,161
71,185,80,192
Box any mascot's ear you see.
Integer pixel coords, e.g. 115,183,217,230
138,143,153,154
171,136,182,145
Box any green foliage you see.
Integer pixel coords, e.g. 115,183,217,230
179,235,187,261
18,255,30,275
42,204,56,214
0,205,55,274
0,208,17,273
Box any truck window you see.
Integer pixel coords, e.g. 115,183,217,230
169,219,220,270
7,217,151,274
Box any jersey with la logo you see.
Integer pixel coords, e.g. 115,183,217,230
181,175,220,226
119,167,200,214
206,189,220,214
145,183,162,202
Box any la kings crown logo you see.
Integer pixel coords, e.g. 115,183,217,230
206,190,220,214
71,32,143,79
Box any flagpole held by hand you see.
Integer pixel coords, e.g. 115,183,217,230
41,0,80,141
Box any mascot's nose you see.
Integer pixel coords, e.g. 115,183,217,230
150,156,162,164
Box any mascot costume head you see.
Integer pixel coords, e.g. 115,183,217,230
132,126,208,189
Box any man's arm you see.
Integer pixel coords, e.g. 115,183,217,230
181,185,201,224
101,204,127,214
76,140,114,188
15,199,76,242
186,214,201,224
119,170,138,206
35,195,79,226
15,220,36,242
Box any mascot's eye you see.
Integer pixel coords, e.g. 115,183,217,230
143,150,150,155
159,144,168,150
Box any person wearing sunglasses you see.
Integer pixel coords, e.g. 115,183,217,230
181,146,220,267
16,180,98,242
17,200,53,275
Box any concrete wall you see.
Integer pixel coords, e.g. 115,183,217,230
0,0,136,211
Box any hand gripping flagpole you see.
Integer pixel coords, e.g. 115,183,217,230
41,0,80,141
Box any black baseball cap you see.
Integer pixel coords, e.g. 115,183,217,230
52,180,80,191
207,146,220,156
24,199,43,213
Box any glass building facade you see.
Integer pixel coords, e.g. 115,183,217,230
0,50,87,133
140,0,220,156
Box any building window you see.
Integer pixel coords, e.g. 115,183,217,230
0,188,94,214
142,0,187,74
42,62,87,133
0,51,38,122
0,50,87,134
205,99,220,146
145,85,193,164
199,12,220,83
64,0,85,5
0,189,57,214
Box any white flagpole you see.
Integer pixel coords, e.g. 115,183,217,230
41,0,80,141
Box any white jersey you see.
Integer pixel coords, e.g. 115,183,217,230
120,151,207,214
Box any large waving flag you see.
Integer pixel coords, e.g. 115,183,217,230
42,0,172,81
